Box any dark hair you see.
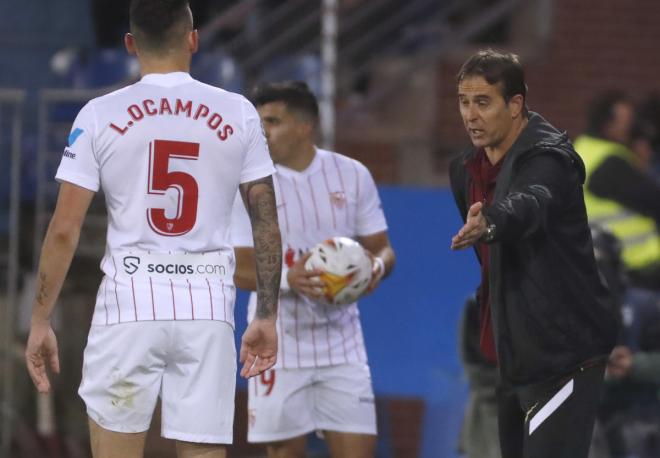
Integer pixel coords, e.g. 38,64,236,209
586,90,631,137
251,81,319,124
129,0,192,53
457,49,527,105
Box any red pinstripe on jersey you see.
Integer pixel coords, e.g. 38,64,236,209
278,294,286,369
130,277,138,321
275,177,290,233
331,154,349,226
311,313,318,367
294,296,301,368
320,158,337,230
322,305,333,365
221,280,227,322
170,279,177,320
307,176,321,230
205,278,214,320
149,277,156,320
292,178,306,232
187,279,195,320
112,256,122,323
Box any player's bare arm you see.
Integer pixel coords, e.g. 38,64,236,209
357,230,396,293
238,175,282,378
240,175,282,318
234,246,257,291
26,182,94,393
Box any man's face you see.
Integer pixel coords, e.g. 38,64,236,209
457,75,518,150
257,101,309,165
607,101,634,144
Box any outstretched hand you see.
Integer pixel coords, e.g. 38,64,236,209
239,318,278,378
25,320,60,393
451,202,488,250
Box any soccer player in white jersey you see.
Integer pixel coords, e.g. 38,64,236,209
24,1,282,457
231,82,396,458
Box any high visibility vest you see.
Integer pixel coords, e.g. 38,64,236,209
574,134,660,270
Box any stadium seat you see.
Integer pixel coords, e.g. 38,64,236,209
191,51,244,93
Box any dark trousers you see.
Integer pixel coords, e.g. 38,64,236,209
497,362,606,458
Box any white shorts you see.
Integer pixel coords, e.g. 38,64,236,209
79,320,236,444
247,363,377,443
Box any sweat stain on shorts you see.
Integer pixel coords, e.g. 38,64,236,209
109,369,137,409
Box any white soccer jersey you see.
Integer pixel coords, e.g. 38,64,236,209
231,148,388,368
56,72,275,327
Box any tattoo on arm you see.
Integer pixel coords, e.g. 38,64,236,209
240,176,282,319
36,271,49,307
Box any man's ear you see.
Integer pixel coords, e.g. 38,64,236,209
508,94,525,119
125,33,138,56
188,29,199,54
299,120,315,139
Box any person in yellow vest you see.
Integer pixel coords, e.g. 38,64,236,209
574,91,660,290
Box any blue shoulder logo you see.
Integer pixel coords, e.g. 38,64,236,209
68,128,84,146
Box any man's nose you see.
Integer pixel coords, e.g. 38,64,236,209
465,104,478,121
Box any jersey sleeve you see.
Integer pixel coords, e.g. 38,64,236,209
55,102,100,192
240,98,275,184
355,161,388,236
230,192,255,248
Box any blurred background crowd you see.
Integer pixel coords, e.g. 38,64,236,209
2,0,660,457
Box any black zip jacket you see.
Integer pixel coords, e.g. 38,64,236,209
450,112,618,386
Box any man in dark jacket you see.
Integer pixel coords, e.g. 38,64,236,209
449,49,618,458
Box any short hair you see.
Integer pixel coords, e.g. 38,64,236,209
251,81,319,124
129,0,192,54
586,90,631,137
457,49,527,105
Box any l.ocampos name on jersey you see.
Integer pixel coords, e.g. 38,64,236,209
109,97,234,141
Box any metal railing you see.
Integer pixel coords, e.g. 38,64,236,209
0,88,25,458
197,0,523,136
34,89,111,268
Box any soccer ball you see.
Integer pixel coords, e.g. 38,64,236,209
304,237,373,305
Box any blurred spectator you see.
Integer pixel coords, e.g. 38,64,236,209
588,224,660,458
629,118,657,172
457,295,501,458
608,346,660,383
573,91,660,290
636,93,660,176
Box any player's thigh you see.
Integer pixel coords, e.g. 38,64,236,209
314,363,377,436
161,320,236,444
324,431,376,458
79,322,168,434
89,417,147,458
265,436,307,458
175,440,226,458
247,367,316,443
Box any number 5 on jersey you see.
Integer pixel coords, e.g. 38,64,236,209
147,139,200,236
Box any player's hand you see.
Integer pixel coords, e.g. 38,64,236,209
25,319,60,393
288,252,325,300
451,202,488,250
363,252,385,295
240,318,278,378
607,345,633,379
